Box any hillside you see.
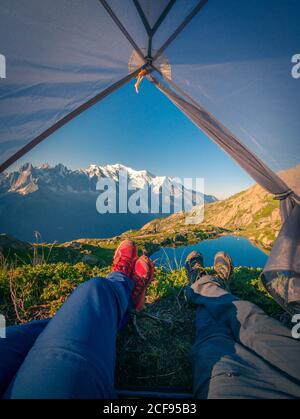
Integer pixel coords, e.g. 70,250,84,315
126,164,300,251
205,163,300,248
120,185,280,251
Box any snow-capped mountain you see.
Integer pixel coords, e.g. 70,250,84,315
1,162,217,203
0,163,217,242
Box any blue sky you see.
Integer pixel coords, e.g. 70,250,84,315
12,79,254,199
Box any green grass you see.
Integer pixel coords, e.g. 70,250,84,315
252,196,279,221
0,258,287,389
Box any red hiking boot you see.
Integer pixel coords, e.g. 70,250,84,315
112,240,138,277
131,255,155,312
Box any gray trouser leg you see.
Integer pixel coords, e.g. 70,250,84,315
189,275,300,399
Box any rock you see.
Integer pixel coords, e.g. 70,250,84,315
70,241,81,248
81,254,99,266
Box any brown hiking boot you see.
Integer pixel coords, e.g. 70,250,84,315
185,251,206,285
213,251,233,290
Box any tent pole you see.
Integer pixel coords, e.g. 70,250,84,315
153,0,208,62
133,0,152,36
0,67,145,174
99,0,145,62
133,0,177,61
151,0,177,36
132,0,152,59
151,64,201,109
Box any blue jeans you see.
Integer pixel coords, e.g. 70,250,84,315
0,272,133,399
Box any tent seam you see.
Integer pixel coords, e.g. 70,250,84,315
0,67,145,173
133,0,152,36
150,75,292,200
151,0,177,36
98,0,145,62
153,0,209,62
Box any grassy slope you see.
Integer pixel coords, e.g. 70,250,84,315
123,184,281,252
0,242,287,389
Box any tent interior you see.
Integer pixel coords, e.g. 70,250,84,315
0,0,300,397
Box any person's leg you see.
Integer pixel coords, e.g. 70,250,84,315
190,276,300,384
4,273,133,399
5,240,155,399
186,251,300,399
191,304,300,399
0,319,49,397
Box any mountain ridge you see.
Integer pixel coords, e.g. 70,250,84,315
2,162,218,203
0,162,217,242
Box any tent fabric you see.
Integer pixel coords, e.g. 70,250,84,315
262,205,300,315
0,67,144,173
151,0,202,51
0,0,136,167
157,0,300,183
138,0,172,27
150,76,295,206
100,0,146,62
0,0,299,312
